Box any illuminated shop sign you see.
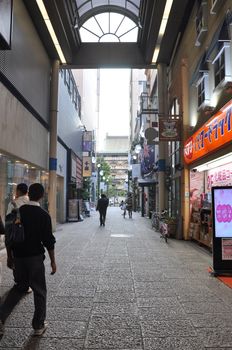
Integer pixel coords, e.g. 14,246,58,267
184,99,232,164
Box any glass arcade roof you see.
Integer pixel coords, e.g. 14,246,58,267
75,0,141,42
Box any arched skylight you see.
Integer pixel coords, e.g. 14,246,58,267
80,12,138,42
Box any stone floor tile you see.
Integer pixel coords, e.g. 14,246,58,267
94,291,136,303
88,314,140,329
181,300,232,314
0,328,32,348
92,303,138,316
141,319,197,338
47,307,92,322
143,336,205,350
43,320,87,338
85,327,142,349
23,337,84,350
47,296,94,308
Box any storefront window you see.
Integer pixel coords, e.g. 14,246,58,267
0,154,48,217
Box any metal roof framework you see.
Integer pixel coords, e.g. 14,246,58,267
24,0,195,68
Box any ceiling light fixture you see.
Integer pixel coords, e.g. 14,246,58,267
152,0,174,63
36,0,66,64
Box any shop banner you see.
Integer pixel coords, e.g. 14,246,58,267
190,171,204,215
206,162,232,190
159,117,181,141
83,131,92,141
184,99,232,164
83,156,92,177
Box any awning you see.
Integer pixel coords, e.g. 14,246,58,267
138,179,158,187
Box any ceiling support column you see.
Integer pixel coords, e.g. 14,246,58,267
157,63,168,212
48,60,59,231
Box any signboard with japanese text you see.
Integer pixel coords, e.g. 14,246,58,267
83,131,92,141
82,156,92,177
184,99,232,164
206,163,232,191
222,239,232,260
212,186,232,275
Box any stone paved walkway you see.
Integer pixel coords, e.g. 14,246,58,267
0,207,232,349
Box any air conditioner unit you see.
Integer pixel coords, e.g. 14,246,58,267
210,0,220,15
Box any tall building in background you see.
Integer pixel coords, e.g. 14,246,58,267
72,69,99,203
129,70,146,146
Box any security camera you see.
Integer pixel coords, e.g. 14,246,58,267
192,168,197,173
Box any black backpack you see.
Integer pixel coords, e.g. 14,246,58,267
5,203,25,247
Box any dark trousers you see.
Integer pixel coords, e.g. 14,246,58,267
0,254,47,329
99,209,107,225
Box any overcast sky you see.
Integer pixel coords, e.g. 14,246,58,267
99,69,130,144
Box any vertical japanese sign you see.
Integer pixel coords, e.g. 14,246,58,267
83,156,92,177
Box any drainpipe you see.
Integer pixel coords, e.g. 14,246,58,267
48,60,59,230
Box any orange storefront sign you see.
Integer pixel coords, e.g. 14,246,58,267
184,99,232,164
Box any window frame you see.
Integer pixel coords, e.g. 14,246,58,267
212,42,231,88
196,72,210,108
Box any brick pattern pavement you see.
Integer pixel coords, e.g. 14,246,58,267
0,207,232,349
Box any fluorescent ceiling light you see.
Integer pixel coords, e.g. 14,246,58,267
152,0,174,63
36,0,66,64
194,153,232,172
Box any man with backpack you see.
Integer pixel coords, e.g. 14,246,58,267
6,183,29,215
0,183,56,336
5,183,31,292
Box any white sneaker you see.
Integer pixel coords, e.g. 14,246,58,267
0,320,5,335
33,322,48,336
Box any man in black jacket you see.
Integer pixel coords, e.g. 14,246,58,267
96,194,109,226
0,183,56,336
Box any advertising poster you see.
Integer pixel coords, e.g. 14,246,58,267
190,171,204,214
213,187,232,238
222,239,232,260
140,144,155,176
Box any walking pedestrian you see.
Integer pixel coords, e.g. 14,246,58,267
0,183,56,336
5,183,31,293
96,194,109,226
125,192,133,218
6,183,29,215
120,200,127,218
